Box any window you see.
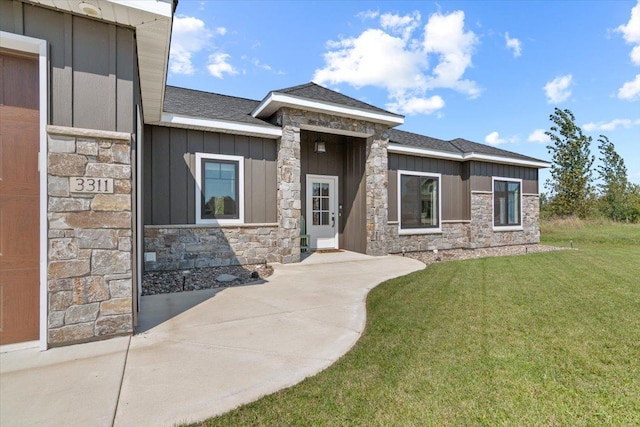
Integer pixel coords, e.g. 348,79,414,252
493,178,521,228
195,153,244,224
398,171,441,234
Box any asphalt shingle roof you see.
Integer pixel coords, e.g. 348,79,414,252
163,86,273,127
274,82,402,117
388,129,545,163
163,84,546,164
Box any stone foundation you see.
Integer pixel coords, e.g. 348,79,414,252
46,126,134,346
469,192,539,248
144,224,280,271
386,193,540,253
387,222,471,253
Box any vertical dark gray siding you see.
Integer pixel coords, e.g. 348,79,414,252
469,162,538,194
300,131,366,253
388,154,471,221
342,138,366,253
0,1,137,133
144,125,277,225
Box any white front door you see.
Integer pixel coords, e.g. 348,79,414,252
306,175,338,250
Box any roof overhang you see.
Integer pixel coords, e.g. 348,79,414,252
252,92,404,127
159,112,283,139
27,0,174,124
388,143,551,168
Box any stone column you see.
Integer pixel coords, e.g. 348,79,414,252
365,131,389,256
46,126,134,346
276,125,302,263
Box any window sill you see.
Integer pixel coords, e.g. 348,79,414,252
196,218,244,226
398,227,442,235
493,225,523,232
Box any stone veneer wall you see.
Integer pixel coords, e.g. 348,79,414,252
144,224,279,271
46,126,133,346
276,125,302,264
386,222,471,253
469,192,540,248
386,193,540,253
365,133,390,256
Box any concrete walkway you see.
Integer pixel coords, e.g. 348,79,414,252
1,252,423,427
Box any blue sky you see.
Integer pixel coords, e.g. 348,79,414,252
167,1,640,188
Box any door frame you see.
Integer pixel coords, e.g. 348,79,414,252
305,174,339,250
1,32,49,351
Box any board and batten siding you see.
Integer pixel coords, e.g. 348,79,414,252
469,162,538,194
0,0,138,133
143,125,277,225
388,154,471,222
300,131,367,254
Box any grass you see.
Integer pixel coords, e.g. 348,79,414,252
195,221,640,426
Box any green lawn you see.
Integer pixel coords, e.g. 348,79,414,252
196,222,640,426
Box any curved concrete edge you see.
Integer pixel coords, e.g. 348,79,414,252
0,254,424,427
114,254,424,426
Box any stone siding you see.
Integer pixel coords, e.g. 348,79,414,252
46,126,134,346
366,133,389,256
386,193,540,253
469,192,539,248
387,222,470,253
276,125,302,264
144,225,279,271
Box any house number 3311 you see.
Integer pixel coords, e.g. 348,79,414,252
70,177,114,193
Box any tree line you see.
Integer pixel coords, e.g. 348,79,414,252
542,108,640,222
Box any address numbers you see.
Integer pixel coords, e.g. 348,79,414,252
70,177,114,193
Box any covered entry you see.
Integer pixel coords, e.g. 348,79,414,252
0,50,40,345
301,131,367,253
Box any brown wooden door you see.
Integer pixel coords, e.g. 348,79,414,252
0,51,40,345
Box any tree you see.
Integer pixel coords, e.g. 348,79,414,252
596,135,629,221
545,108,595,218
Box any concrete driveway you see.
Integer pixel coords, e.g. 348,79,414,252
1,252,423,426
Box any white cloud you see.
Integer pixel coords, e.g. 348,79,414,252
380,11,421,40
215,27,228,36
313,10,479,115
583,118,640,132
357,10,379,20
387,95,445,115
505,32,522,57
543,74,573,104
169,15,212,75
616,0,640,65
207,53,238,79
485,131,506,145
618,74,640,100
422,11,480,97
528,129,551,144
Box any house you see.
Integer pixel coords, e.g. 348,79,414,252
0,0,548,349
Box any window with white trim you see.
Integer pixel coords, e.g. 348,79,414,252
493,178,521,227
398,171,441,234
195,153,244,224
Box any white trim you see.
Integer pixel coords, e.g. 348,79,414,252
492,177,524,231
136,105,144,306
46,125,130,141
306,174,339,250
252,92,404,126
1,32,49,350
195,153,245,225
107,0,174,17
144,223,279,229
397,170,442,235
388,143,551,169
159,112,282,139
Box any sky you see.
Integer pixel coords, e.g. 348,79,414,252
166,0,640,189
